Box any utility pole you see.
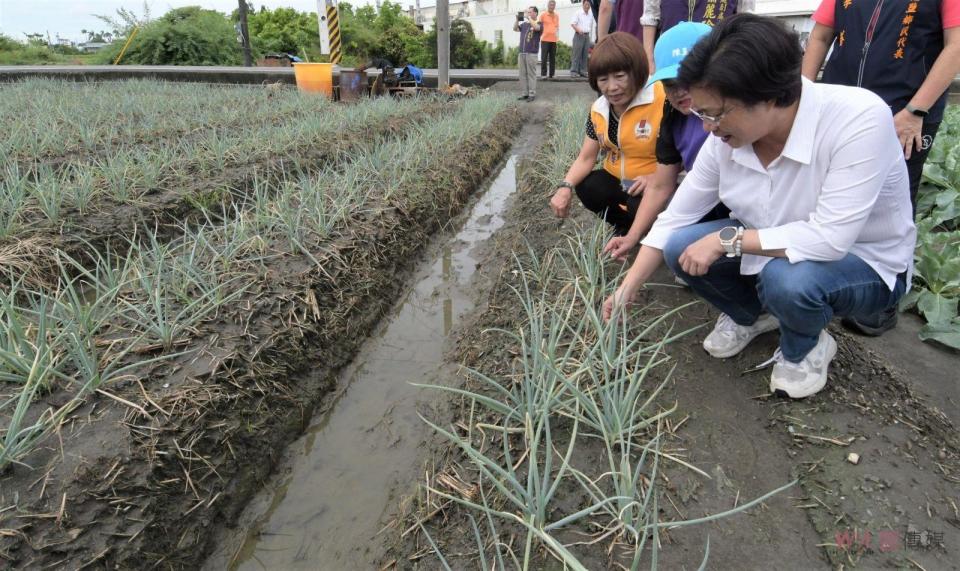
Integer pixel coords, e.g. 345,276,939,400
437,0,449,88
238,0,253,67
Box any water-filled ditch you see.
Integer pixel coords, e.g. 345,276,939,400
202,152,523,570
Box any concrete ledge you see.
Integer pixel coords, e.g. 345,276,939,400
0,65,588,89
0,65,956,96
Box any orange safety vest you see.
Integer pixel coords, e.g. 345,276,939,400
589,82,666,182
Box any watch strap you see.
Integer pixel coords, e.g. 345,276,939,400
558,181,575,191
905,103,928,118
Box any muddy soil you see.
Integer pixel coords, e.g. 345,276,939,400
388,98,959,570
0,105,521,569
200,119,549,570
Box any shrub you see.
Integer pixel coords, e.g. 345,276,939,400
99,6,243,66
247,7,319,57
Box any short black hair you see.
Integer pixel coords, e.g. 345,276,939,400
529,5,539,13
677,14,802,108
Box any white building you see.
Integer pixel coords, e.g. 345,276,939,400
408,0,818,48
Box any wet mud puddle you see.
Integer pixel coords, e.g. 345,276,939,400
203,155,520,570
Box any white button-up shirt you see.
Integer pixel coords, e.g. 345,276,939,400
642,78,916,290
572,10,595,36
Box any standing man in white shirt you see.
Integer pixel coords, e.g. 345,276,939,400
570,0,596,78
603,14,916,399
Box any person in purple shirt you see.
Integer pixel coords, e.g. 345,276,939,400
604,22,728,260
640,0,753,73
598,0,650,68
514,6,542,101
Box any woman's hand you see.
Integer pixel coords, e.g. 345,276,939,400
602,286,636,322
550,187,573,218
893,108,924,160
625,176,649,196
603,234,639,262
678,232,725,276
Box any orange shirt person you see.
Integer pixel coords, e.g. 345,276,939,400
538,1,561,78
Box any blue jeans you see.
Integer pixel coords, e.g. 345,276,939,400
662,219,907,362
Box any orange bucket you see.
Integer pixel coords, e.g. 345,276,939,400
292,63,334,96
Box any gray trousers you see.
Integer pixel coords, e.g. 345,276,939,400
519,52,538,96
571,32,590,76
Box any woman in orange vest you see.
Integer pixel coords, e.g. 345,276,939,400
549,32,666,235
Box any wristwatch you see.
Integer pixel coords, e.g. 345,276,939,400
558,181,575,191
905,103,928,118
718,226,744,258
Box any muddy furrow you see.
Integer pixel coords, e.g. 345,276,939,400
0,106,521,569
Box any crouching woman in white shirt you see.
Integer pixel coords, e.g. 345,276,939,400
603,14,916,399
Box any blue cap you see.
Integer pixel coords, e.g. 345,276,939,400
646,22,712,87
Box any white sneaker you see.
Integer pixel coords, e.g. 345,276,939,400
702,313,780,359
769,330,837,399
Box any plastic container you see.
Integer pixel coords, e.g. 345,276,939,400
292,62,333,96
339,69,368,102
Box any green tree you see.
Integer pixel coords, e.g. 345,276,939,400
99,6,242,65
556,41,572,69
339,3,380,64
246,7,320,57
338,1,429,66
375,2,424,64
420,18,486,68
450,20,484,68
0,34,19,51
484,38,505,66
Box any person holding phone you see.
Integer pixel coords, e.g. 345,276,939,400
514,6,542,100
549,32,667,235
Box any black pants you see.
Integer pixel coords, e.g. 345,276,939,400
906,121,940,217
575,169,732,235
540,42,556,78
575,170,640,235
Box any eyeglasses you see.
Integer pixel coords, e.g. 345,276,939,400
689,104,736,125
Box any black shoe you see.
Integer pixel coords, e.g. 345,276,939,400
517,95,529,100
841,306,899,337
527,96,536,102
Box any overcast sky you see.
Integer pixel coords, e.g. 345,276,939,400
0,0,385,42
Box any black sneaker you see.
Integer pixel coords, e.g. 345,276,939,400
517,95,529,100
841,305,899,337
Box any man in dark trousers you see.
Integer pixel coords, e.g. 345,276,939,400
802,0,960,335
539,1,560,79
570,0,595,78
